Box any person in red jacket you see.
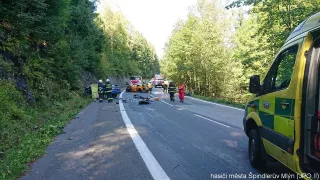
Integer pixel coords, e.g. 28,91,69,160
178,83,185,103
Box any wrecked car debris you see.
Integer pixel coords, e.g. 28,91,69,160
133,94,145,99
139,98,151,105
118,94,161,105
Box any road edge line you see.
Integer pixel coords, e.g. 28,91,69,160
185,96,244,111
119,91,170,180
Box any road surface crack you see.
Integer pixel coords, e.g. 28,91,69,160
172,164,180,172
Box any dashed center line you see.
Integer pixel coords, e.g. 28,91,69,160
194,114,230,128
160,100,174,106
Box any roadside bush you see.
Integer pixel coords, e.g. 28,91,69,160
52,89,73,101
0,81,31,153
0,86,90,180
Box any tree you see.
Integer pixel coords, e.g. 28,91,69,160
228,0,320,56
161,0,243,100
97,5,159,78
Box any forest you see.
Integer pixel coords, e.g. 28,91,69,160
2,0,320,179
0,0,159,179
160,0,320,104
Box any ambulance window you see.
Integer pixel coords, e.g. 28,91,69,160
261,62,277,93
273,45,298,90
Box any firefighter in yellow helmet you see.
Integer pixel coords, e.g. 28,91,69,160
105,79,113,103
98,79,104,102
168,81,176,102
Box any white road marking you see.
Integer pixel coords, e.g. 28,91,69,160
119,91,170,180
160,100,174,106
194,114,231,128
185,96,244,111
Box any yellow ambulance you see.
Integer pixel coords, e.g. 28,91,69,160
244,12,320,178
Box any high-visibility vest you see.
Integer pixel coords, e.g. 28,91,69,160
106,82,112,92
98,82,103,93
168,86,176,93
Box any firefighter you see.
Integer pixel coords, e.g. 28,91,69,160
98,79,104,103
84,85,91,97
164,84,168,94
168,81,176,102
102,81,107,100
142,80,148,92
105,79,113,103
148,81,153,93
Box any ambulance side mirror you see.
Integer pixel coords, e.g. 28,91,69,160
249,75,261,94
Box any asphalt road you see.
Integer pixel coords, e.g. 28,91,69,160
22,99,153,180
22,91,292,180
120,92,292,180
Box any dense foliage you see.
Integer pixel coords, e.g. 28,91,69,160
0,1,159,179
96,6,160,78
161,0,243,101
2,0,319,178
0,1,159,97
161,0,320,103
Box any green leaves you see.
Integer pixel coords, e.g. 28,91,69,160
229,0,320,55
228,0,320,91
0,1,156,179
0,89,90,180
163,0,320,103
161,0,239,99
96,6,159,78
226,0,261,9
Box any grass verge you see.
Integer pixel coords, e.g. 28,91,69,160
0,83,91,180
191,94,245,109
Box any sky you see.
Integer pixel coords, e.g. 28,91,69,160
97,0,234,59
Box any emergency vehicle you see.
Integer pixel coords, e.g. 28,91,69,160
244,12,320,179
153,74,165,88
126,76,144,92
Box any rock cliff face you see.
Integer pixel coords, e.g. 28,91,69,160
1,50,129,101
108,77,128,88
80,72,97,88
1,51,35,103
80,73,128,89
16,75,35,103
1,64,129,103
